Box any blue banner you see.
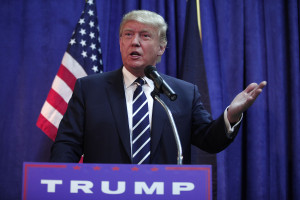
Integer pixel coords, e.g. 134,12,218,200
23,163,212,200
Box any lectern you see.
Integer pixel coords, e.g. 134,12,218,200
23,162,212,200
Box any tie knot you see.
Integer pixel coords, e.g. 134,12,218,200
135,78,145,86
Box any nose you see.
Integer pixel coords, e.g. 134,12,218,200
131,34,140,47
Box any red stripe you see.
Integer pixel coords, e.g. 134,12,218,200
25,163,67,168
57,64,77,90
36,114,58,141
46,89,68,115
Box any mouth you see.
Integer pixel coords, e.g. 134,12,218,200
130,51,141,57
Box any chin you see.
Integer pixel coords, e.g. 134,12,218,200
128,63,146,69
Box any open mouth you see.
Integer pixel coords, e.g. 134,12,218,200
130,51,141,56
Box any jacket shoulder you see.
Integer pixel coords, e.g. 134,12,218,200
77,68,122,84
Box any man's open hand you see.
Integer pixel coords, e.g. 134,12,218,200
227,81,267,123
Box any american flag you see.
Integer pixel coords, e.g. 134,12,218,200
36,0,103,141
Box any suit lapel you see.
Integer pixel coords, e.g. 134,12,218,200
105,68,131,159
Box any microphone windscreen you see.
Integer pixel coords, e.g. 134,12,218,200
144,65,156,78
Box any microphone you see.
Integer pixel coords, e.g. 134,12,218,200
144,65,177,101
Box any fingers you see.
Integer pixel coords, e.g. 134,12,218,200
245,81,267,93
249,81,267,98
244,83,258,93
258,81,267,89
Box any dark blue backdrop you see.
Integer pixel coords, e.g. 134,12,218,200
0,0,299,199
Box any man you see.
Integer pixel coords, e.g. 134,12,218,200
50,10,266,164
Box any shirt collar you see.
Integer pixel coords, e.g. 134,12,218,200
122,66,154,90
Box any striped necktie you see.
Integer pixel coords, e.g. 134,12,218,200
132,78,151,164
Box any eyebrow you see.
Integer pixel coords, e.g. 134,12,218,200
122,28,152,33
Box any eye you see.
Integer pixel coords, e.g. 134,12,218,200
123,32,133,37
142,33,150,38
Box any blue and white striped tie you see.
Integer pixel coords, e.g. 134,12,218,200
132,78,151,164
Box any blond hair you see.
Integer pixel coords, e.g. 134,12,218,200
119,10,168,47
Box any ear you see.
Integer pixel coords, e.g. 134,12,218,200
157,44,166,56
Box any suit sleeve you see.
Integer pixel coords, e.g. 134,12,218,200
191,85,240,153
50,79,85,162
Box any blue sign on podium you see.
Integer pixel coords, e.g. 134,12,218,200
23,162,212,200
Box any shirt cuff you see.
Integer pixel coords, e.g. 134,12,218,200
224,106,243,138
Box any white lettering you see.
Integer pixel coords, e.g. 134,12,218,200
135,182,164,195
40,179,196,196
40,179,62,193
70,180,93,193
101,181,125,194
172,182,195,195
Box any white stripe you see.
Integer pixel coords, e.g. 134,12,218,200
132,112,149,130
40,101,63,128
138,151,150,165
133,100,147,117
132,91,143,104
133,124,150,144
62,52,87,78
132,138,151,158
51,76,73,103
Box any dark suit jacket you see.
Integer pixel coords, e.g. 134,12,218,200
50,68,239,164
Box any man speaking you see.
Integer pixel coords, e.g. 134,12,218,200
50,10,266,164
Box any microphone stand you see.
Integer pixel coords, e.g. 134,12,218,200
151,88,183,165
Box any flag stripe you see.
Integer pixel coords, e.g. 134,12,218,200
36,114,58,141
57,64,77,91
46,89,68,115
40,101,63,128
51,76,73,104
62,52,87,79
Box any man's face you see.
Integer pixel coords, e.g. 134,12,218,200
119,21,165,76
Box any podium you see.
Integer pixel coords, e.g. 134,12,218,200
22,162,212,200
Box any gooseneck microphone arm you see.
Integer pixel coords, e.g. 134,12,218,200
145,66,183,165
